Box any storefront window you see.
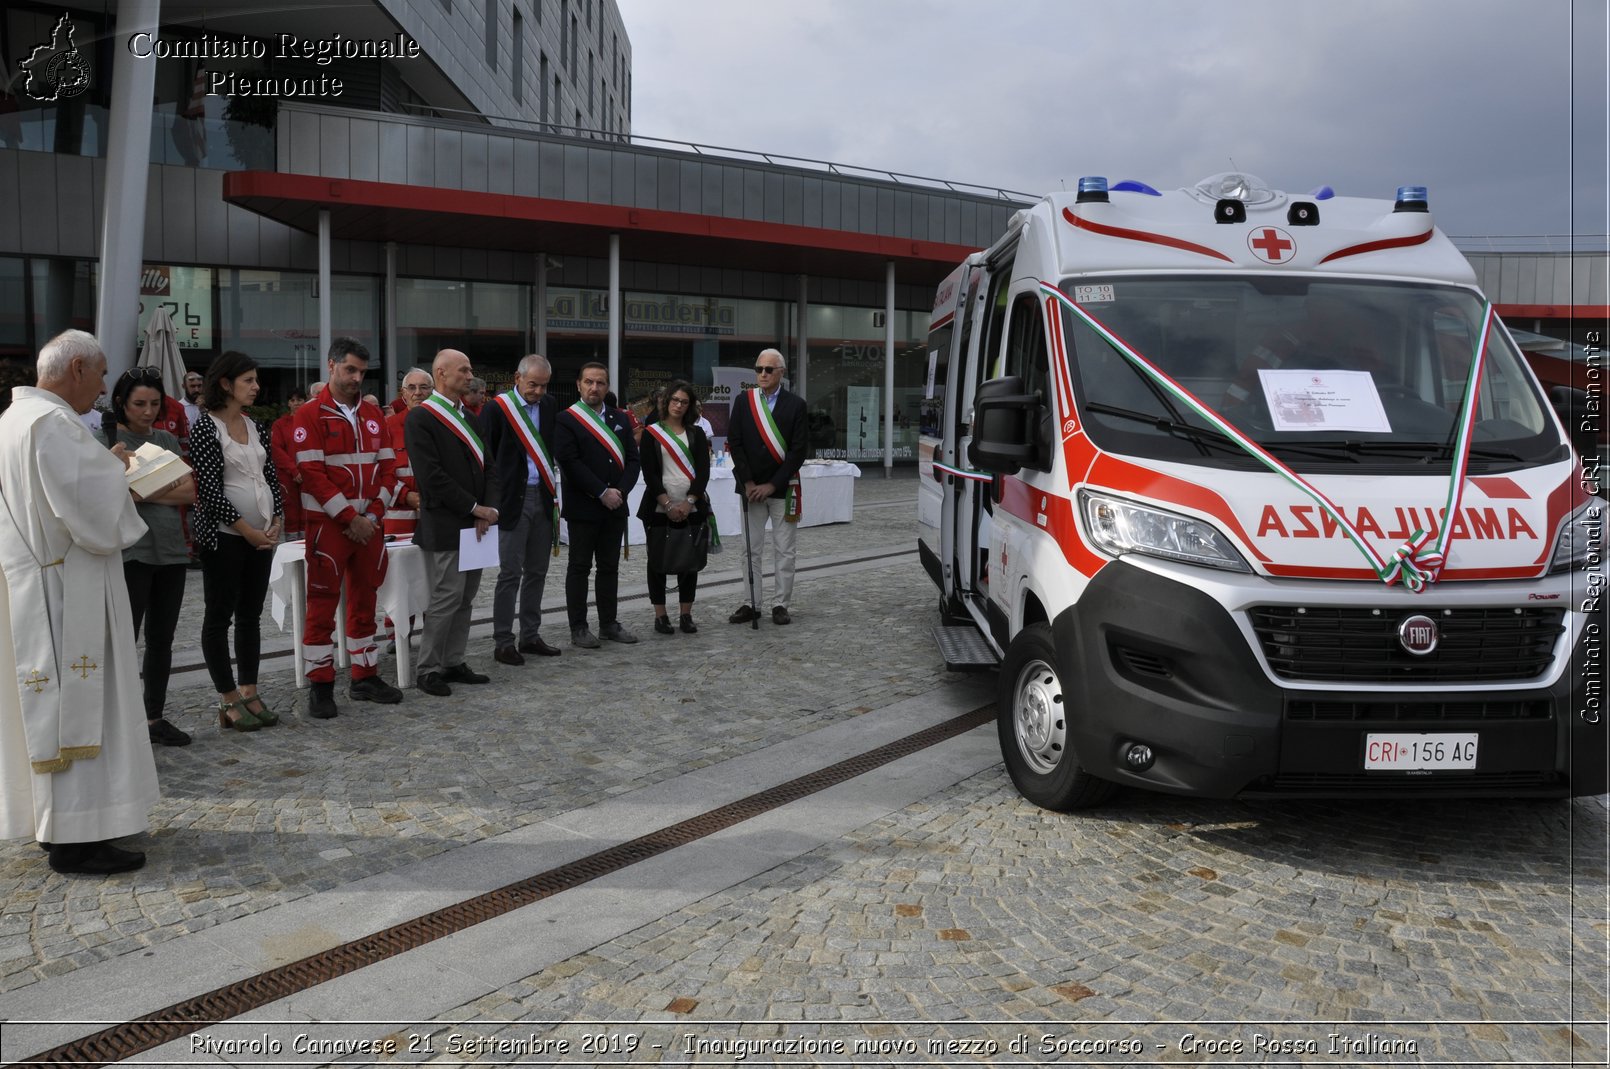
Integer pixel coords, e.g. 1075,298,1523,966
0,257,28,361
217,269,379,400
396,278,529,394
28,257,96,348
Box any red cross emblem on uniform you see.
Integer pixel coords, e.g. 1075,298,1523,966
1249,226,1294,263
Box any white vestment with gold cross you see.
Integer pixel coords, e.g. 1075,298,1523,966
0,387,159,843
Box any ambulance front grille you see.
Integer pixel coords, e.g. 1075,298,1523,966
1286,699,1552,722
1248,606,1565,683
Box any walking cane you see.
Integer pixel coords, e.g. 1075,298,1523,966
741,497,759,630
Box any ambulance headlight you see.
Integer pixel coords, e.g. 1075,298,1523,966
1549,501,1599,573
1080,491,1251,573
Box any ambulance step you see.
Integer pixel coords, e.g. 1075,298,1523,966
933,625,999,671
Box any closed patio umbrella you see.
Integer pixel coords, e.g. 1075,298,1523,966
143,306,188,398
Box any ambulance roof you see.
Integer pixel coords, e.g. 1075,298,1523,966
1026,173,1477,287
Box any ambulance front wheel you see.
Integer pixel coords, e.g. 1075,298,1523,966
998,623,1117,810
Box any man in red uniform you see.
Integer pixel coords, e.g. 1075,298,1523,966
383,369,432,540
375,368,431,650
270,387,309,538
292,339,404,719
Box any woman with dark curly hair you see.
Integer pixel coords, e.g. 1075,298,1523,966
105,366,197,746
190,351,284,732
635,380,711,634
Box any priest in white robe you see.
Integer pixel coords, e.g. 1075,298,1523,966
0,329,159,875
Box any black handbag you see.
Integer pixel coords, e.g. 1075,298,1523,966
650,521,709,574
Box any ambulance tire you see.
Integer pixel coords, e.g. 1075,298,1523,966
997,623,1117,810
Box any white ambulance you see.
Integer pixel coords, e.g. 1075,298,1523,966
918,173,1603,809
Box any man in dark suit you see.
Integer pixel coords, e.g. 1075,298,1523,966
554,361,640,648
404,349,500,696
478,354,561,665
727,348,809,625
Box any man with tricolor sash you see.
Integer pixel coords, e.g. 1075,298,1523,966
554,361,641,648
726,348,809,626
478,354,562,664
405,350,501,696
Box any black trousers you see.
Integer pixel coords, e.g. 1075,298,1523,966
199,535,274,693
564,511,628,630
123,561,187,721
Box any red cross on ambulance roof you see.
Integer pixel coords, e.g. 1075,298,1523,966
1249,226,1295,264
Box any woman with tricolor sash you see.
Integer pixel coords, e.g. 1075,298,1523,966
636,381,712,634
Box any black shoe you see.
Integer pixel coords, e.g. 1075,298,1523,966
443,663,490,684
772,606,792,625
147,718,192,747
519,637,562,657
417,671,452,697
571,627,600,649
494,645,525,666
680,613,698,634
49,841,146,876
600,622,639,644
653,615,675,635
729,604,759,624
307,681,339,719
350,676,404,704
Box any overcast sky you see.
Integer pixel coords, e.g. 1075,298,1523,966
614,0,1607,244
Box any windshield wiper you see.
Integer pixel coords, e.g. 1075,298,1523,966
1084,403,1351,462
1279,439,1531,464
1083,402,1243,453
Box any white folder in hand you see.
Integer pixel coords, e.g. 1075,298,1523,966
458,525,499,571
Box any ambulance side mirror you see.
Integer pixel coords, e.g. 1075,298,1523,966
969,375,1042,475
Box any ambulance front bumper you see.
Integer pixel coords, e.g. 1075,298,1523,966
1052,560,1606,799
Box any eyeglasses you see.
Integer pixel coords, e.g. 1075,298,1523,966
753,366,781,374
667,396,691,406
402,383,432,392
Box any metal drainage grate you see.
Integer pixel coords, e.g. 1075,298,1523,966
10,703,995,1069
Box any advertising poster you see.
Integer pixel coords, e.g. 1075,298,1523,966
135,265,215,351
706,365,757,455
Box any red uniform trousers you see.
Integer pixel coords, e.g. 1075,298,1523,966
302,517,388,683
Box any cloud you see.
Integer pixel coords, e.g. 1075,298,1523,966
616,0,1604,239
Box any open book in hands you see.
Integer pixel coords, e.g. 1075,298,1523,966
124,441,189,499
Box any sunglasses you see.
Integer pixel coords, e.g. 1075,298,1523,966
119,366,164,384
753,366,781,374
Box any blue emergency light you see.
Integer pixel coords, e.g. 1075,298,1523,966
1394,185,1429,213
1076,176,1109,203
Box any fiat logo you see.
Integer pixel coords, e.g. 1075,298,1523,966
1397,614,1439,656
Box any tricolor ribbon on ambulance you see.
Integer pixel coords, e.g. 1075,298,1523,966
933,462,994,484
1038,280,1494,593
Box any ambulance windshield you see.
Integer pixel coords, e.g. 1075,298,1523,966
1059,276,1565,473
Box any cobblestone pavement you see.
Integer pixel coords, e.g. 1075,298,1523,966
404,789,1606,1066
0,469,939,993
2,468,1606,1067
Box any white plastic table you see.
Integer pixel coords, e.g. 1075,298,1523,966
267,539,429,689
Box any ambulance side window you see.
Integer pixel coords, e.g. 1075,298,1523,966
1003,293,1050,407
980,270,1013,380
